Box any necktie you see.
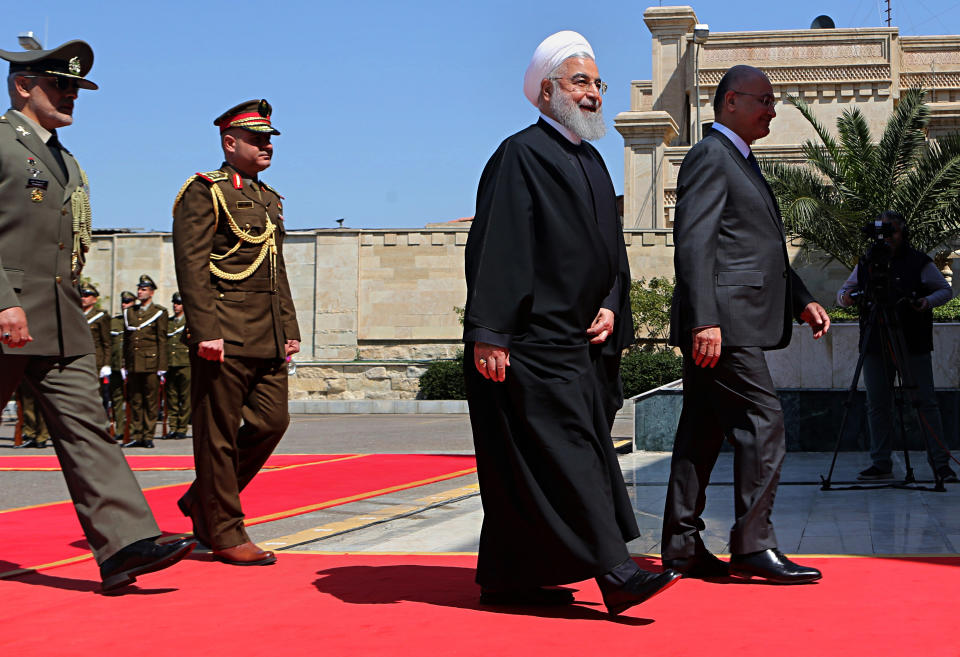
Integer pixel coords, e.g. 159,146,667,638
747,151,764,179
47,131,68,180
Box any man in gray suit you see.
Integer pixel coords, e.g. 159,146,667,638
0,40,193,592
662,65,830,584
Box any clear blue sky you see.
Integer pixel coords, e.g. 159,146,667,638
7,1,960,230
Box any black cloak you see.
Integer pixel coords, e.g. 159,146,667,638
463,119,637,588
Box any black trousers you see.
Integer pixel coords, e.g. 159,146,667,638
661,346,785,558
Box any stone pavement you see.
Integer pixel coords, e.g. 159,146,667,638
1,414,957,559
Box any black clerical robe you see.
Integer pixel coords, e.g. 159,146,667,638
463,119,636,589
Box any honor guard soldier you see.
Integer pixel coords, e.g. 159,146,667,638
163,291,190,439
172,99,300,566
122,274,168,448
79,283,111,412
15,382,50,448
0,40,193,591
109,290,135,438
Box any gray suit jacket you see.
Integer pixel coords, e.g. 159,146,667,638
0,110,94,357
669,129,814,350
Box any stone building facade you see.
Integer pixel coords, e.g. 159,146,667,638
616,5,960,298
83,5,960,399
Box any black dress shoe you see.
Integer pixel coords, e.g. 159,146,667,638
143,439,155,448
99,538,196,592
601,569,681,616
479,586,576,606
663,550,729,579
15,438,44,449
729,548,821,584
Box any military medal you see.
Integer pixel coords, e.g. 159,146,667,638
30,188,44,203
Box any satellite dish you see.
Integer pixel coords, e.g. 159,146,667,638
811,15,836,29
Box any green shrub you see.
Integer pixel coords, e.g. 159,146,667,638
417,351,466,400
620,347,683,398
630,276,674,342
827,295,960,323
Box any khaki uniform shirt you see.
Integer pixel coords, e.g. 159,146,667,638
172,163,299,359
167,313,189,367
84,307,111,370
123,301,168,372
0,110,95,357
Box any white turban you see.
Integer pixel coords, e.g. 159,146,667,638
522,30,595,107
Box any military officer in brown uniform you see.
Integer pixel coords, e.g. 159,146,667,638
80,283,110,413
0,40,193,591
122,274,168,448
163,291,190,439
172,99,300,565
109,290,135,438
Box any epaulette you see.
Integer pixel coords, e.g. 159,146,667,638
196,170,229,183
173,171,226,216
260,181,284,199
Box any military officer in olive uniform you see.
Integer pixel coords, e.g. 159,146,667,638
79,283,110,413
109,290,135,438
163,291,190,439
172,99,300,566
15,382,50,447
0,40,193,591
122,274,168,448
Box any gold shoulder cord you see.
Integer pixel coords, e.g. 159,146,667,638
71,167,93,277
172,176,278,284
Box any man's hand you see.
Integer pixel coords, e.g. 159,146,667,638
587,308,615,345
198,338,225,362
800,302,830,339
692,326,721,368
0,306,32,348
474,341,510,383
912,297,930,312
285,339,300,357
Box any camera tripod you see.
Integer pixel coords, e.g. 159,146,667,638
820,297,947,492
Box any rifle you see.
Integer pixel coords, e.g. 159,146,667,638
122,375,131,444
13,390,24,447
159,373,167,438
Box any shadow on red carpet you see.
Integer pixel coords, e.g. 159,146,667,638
2,554,957,656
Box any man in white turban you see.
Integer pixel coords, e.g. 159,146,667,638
462,30,681,617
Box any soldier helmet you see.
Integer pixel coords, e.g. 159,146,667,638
0,39,98,90
78,283,98,297
120,290,136,303
214,99,280,135
137,274,157,290
172,291,182,305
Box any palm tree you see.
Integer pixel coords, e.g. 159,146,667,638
763,88,960,270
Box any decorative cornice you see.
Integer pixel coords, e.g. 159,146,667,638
702,42,884,64
699,65,891,85
902,72,960,88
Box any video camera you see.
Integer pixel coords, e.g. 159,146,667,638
855,220,910,307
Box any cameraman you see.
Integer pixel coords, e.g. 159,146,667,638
838,211,957,482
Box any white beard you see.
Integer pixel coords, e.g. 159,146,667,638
549,86,606,141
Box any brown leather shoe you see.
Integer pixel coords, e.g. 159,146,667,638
213,541,277,566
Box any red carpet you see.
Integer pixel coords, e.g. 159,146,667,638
0,454,476,576
0,453,346,471
0,554,957,656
